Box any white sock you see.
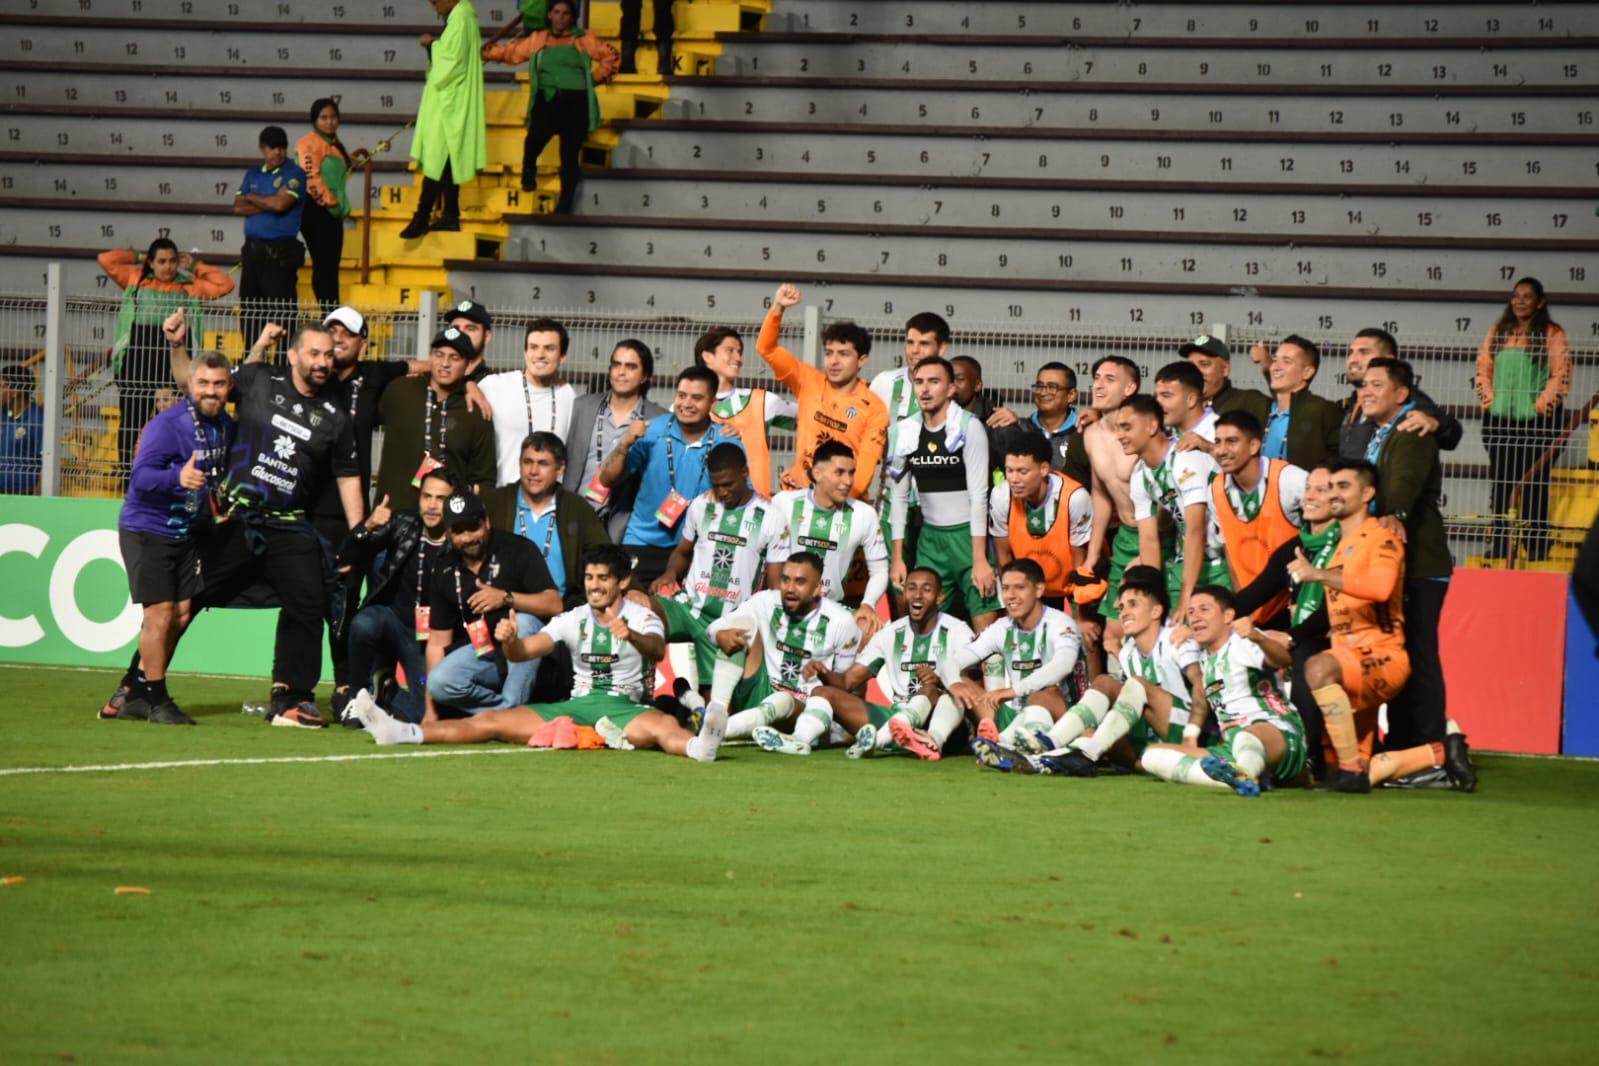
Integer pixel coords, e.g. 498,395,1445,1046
900,694,932,728
1000,704,1052,746
685,702,727,763
1141,747,1228,788
927,694,962,747
725,692,792,740
677,683,706,714
707,650,747,716
366,703,422,746
1073,678,1145,761
792,695,833,747
1230,730,1267,778
1049,689,1108,747
667,642,700,692
982,655,1007,691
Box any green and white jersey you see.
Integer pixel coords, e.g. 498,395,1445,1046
765,489,889,605
1200,632,1302,735
953,606,1081,712
542,599,664,701
1130,439,1226,565
859,612,976,704
1117,622,1203,722
674,492,776,621
714,386,799,431
708,589,861,697
869,367,920,423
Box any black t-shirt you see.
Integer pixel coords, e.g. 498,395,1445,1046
307,359,411,520
222,364,358,515
907,422,969,495
387,532,450,631
429,530,556,661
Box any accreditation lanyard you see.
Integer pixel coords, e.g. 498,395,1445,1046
184,398,222,513
524,378,557,437
592,393,644,469
515,496,559,559
424,388,448,459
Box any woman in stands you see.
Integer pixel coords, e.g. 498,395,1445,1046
481,0,619,214
296,98,364,314
1475,277,1572,563
96,238,234,477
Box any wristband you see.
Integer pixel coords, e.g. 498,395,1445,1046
1182,724,1201,744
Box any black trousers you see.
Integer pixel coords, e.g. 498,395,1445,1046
300,200,344,315
1387,578,1450,749
1483,411,1564,561
524,89,589,211
239,238,303,352
619,0,675,73
415,158,460,220
198,519,327,699
311,512,359,689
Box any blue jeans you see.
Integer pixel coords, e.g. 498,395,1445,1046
346,604,429,723
427,612,543,715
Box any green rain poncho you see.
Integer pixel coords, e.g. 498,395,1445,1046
412,0,488,182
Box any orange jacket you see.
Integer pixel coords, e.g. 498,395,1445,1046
1475,322,1571,415
482,29,619,79
97,248,234,300
295,130,350,210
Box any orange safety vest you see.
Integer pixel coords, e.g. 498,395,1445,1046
1211,458,1299,621
1007,471,1084,600
711,388,775,498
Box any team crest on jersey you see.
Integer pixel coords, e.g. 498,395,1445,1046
846,407,858,420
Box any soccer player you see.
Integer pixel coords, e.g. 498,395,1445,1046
869,310,950,424
1286,459,1476,792
354,545,729,762
1079,355,1141,645
805,567,975,761
696,326,797,498
106,350,234,726
886,356,998,628
1153,360,1218,452
703,553,863,756
1139,586,1308,796
981,567,1208,776
757,283,889,499
1119,395,1229,619
945,558,1083,750
647,442,778,691
989,433,1094,606
764,441,890,642
1208,411,1306,624
480,317,577,486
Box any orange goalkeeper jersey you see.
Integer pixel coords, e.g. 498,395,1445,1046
757,309,888,500
1326,516,1406,649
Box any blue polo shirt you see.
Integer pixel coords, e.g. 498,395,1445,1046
0,401,44,494
514,493,565,599
238,161,307,240
620,415,726,548
1264,400,1290,460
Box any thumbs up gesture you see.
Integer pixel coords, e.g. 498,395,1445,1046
178,450,206,490
162,307,188,345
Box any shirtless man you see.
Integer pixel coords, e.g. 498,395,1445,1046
1079,355,1142,658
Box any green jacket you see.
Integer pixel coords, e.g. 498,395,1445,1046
1281,388,1343,472
485,483,613,609
412,0,488,182
374,377,498,511
1210,382,1273,427
1373,427,1453,580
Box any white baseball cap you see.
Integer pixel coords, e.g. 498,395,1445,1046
323,306,368,337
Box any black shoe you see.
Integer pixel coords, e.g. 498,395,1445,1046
373,670,399,711
113,696,152,722
1038,749,1099,778
148,699,196,726
269,700,327,729
1314,767,1372,794
398,214,430,239
431,214,461,232
98,683,133,720
1381,766,1453,790
331,687,352,719
269,687,294,716
1443,734,1478,792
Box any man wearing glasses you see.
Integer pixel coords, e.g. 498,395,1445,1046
989,362,1092,488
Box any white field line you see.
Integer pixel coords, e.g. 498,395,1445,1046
0,747,546,778
0,662,265,682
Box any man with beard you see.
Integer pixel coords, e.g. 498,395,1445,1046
103,351,235,726
372,327,498,510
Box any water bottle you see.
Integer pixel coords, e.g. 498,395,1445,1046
240,702,268,716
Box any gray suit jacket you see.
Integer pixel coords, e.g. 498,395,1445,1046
562,390,668,542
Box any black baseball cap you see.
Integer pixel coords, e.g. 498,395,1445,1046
431,327,476,362
445,299,492,330
443,490,486,528
1179,334,1232,361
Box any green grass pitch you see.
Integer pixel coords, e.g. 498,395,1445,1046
3,664,1598,1064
